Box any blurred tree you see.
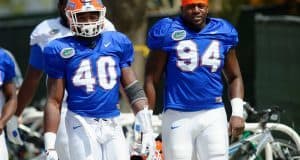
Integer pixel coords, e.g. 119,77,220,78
104,0,148,44
218,0,249,24
250,0,286,6
0,0,55,16
219,0,299,24
104,0,148,80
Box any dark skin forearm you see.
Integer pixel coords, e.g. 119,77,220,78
44,78,64,133
144,50,167,110
16,65,43,116
223,48,244,99
224,48,245,137
121,67,148,114
0,81,17,133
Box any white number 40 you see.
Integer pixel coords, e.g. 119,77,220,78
72,56,117,92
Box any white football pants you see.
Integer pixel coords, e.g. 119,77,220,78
0,132,8,160
66,111,130,160
162,107,228,160
55,103,70,160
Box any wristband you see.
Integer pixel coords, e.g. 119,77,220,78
44,132,56,150
230,98,244,118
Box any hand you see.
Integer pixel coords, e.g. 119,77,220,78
141,132,156,156
133,108,156,157
45,149,58,160
229,116,245,138
131,132,156,159
6,115,24,145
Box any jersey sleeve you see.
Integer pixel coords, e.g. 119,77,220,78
43,43,65,79
147,18,173,50
119,34,134,68
29,20,48,70
3,54,16,83
221,19,239,49
29,44,45,70
1,49,23,87
224,24,239,54
226,23,239,47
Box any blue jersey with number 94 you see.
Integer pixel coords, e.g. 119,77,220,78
147,17,239,111
44,31,134,118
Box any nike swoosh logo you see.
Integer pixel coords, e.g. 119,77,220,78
73,125,81,130
104,42,111,47
171,126,180,130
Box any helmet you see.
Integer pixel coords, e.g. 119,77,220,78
65,0,106,37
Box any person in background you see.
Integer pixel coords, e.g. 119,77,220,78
5,0,116,160
0,48,17,160
43,0,155,159
144,0,245,159
0,48,23,90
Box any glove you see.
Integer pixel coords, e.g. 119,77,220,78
133,108,156,157
44,132,58,160
141,132,155,157
45,149,58,160
6,115,24,145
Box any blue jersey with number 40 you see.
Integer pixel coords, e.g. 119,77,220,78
44,31,134,118
147,17,239,111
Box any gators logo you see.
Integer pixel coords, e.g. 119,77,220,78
60,48,75,59
172,30,186,41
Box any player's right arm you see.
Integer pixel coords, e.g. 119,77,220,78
144,18,171,110
44,73,64,134
6,23,46,146
0,81,17,134
144,51,167,110
15,24,46,116
15,66,43,116
43,77,64,160
0,53,17,134
44,77,64,143
43,41,66,160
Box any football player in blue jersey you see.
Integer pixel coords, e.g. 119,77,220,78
0,49,17,160
145,0,245,159
6,0,116,159
43,0,155,160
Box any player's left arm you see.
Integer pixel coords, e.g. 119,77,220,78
223,48,245,137
121,67,155,156
0,81,17,134
120,67,148,114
